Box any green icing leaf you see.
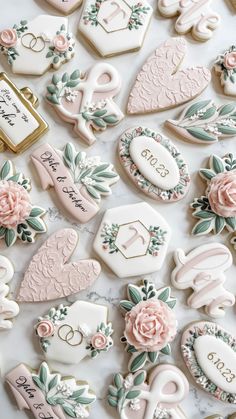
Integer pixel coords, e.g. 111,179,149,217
53,56,60,64
158,287,170,302
128,285,142,304
199,169,216,181
217,125,236,135
219,103,235,116
47,85,56,94
86,185,100,199
199,106,216,120
96,171,118,178
93,164,110,174
215,216,225,234
76,397,95,404
211,155,225,173
70,69,80,80
48,375,58,391
26,218,45,232
32,376,45,391
71,389,85,399
126,390,141,400
0,161,11,180
194,210,215,219
148,351,158,363
46,51,53,58
93,118,106,128
184,100,211,118
108,387,118,397
62,72,69,83
66,80,80,88
160,344,171,355
108,396,118,407
93,109,107,117
52,74,60,85
29,207,45,217
114,373,123,389
93,184,110,193
62,405,76,417
120,300,135,311
47,94,60,105
103,115,118,124
133,371,145,386
186,127,216,142
64,143,74,164
130,352,147,372
39,364,47,385
5,229,15,247
225,217,236,231
192,219,212,235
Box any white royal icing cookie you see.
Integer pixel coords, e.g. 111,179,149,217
44,0,82,14
45,65,123,144
214,46,236,96
118,126,190,202
205,415,236,419
93,202,171,278
78,0,153,57
6,361,96,418
182,321,236,404
120,280,177,372
171,243,234,318
0,15,75,75
166,101,236,144
157,0,220,41
31,142,119,223
127,38,211,114
108,364,189,419
0,255,19,330
35,300,113,364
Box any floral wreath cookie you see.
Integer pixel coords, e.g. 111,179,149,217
0,16,75,75
191,154,236,236
120,280,177,372
6,361,96,418
108,364,189,419
0,160,46,247
215,46,236,96
35,300,113,364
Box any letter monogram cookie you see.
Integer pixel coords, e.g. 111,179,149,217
108,364,189,418
166,101,236,144
79,0,152,57
0,16,75,75
35,300,113,364
93,202,171,277
17,228,101,302
191,154,236,236
181,321,236,403
0,160,46,247
45,0,82,14
214,46,236,96
120,280,177,372
0,255,19,329
127,38,211,114
31,142,119,223
0,73,48,153
6,361,96,418
119,126,190,201
157,0,220,41
46,65,123,144
171,243,234,318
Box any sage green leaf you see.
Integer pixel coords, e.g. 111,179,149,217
53,56,60,64
192,219,212,235
64,143,74,164
130,352,147,372
158,287,170,302
66,80,80,88
86,186,100,199
199,169,216,180
108,387,118,397
212,155,224,173
75,152,82,166
46,51,53,58
128,285,142,304
32,376,45,391
29,207,45,217
120,300,135,311
194,210,215,219
96,171,118,178
219,103,235,116
62,72,69,83
166,300,176,309
52,74,60,85
103,115,118,124
46,94,60,105
0,227,6,237
134,371,145,386
93,109,107,117
26,218,46,232
76,397,95,404
217,125,236,135
127,345,138,353
186,127,216,142
8,173,20,182
160,344,171,355
93,118,106,128
5,229,15,247
148,351,159,363
60,24,66,31
108,396,118,407
184,100,211,118
62,405,76,417
199,106,217,119
70,69,80,80
225,217,236,231
93,164,110,174
215,216,225,234
48,375,58,391
47,85,56,94
126,390,141,400
39,364,47,385
0,161,11,180
93,184,110,193
114,373,123,389
71,389,85,399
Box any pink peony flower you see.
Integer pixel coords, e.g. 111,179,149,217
91,332,108,350
0,181,31,229
224,52,236,70
36,320,55,338
53,34,69,53
124,299,177,352
208,170,236,218
0,28,17,48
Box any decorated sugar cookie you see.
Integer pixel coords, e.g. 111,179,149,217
31,142,119,223
120,280,177,372
191,154,236,236
6,361,96,418
0,15,75,75
118,126,190,202
181,321,236,404
0,160,46,247
205,415,236,419
127,38,211,115
17,228,101,302
79,0,152,57
157,0,220,41
166,101,236,144
93,202,171,278
215,46,236,96
35,300,113,364
46,65,123,144
0,255,19,329
171,243,234,318
0,73,48,153
45,0,82,14
108,364,189,418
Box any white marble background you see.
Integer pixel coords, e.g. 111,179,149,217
0,0,236,418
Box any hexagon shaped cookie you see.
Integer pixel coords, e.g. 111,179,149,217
78,0,153,57
93,202,171,277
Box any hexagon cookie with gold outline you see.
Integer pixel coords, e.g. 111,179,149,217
78,0,153,57
93,202,171,277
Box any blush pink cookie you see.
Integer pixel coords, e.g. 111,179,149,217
127,37,211,114
17,228,101,302
44,0,82,14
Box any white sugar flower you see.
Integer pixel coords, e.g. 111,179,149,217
154,407,170,419
81,176,95,186
64,87,79,103
123,374,133,389
74,404,89,418
86,156,101,168
129,398,141,411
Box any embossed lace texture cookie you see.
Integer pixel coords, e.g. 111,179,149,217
17,228,101,302
127,37,211,114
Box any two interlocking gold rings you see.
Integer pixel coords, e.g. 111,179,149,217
58,324,83,346
21,32,48,53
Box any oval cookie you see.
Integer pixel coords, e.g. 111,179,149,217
118,126,190,202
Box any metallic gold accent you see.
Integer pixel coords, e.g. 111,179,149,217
114,220,151,259
58,324,83,346
21,32,47,53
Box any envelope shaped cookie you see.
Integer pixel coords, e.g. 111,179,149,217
45,0,82,14
0,255,19,330
35,300,113,364
93,202,171,277
0,15,75,75
79,0,153,57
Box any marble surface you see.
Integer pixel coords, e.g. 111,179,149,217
0,0,236,418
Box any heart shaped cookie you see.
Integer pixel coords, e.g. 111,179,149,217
45,0,82,15
17,228,101,302
127,37,211,114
